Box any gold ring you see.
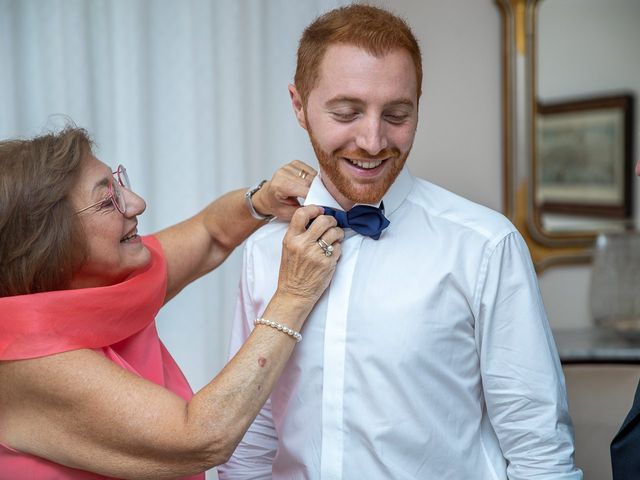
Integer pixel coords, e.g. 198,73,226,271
298,169,308,180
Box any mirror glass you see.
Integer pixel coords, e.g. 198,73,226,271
535,0,640,235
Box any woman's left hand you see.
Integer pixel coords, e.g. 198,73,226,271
252,160,317,221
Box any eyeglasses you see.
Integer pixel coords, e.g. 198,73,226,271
75,164,131,215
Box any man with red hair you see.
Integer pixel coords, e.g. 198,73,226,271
219,5,581,479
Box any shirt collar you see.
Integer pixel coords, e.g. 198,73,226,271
303,166,414,216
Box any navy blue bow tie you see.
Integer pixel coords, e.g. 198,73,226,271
322,202,390,240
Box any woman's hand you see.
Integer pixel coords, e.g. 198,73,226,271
276,205,343,304
252,160,317,221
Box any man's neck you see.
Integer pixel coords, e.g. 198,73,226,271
319,176,355,210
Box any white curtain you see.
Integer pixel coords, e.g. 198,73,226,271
0,0,349,395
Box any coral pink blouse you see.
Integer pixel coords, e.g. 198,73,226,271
0,236,204,480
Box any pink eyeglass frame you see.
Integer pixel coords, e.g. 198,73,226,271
75,164,130,215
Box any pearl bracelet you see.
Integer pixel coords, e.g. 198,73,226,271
254,318,302,343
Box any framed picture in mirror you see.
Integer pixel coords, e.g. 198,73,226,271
536,93,634,218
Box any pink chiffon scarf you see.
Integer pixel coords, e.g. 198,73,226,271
0,236,204,480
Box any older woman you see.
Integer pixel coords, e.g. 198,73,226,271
0,126,343,479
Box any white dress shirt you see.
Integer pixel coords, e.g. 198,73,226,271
218,168,582,480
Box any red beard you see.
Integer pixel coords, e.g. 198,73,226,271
308,129,409,205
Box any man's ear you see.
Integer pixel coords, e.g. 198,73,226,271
289,84,308,130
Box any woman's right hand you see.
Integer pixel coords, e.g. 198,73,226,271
276,205,343,305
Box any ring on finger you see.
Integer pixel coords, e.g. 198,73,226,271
317,238,334,252
317,239,333,257
298,169,309,180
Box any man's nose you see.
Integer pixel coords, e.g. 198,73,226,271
355,116,388,155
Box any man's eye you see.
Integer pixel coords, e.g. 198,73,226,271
331,112,358,122
384,114,409,124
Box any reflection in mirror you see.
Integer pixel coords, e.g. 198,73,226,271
535,0,638,237
496,0,639,270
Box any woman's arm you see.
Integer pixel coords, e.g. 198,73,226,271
156,160,317,302
0,206,343,479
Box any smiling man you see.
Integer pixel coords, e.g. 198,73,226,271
299,43,416,210
218,5,581,480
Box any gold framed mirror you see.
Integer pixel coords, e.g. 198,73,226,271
496,0,638,271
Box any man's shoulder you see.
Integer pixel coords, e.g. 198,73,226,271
407,176,516,242
245,220,288,251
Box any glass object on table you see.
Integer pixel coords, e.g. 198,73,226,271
591,232,640,334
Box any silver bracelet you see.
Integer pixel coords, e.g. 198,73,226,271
245,180,274,221
254,318,302,342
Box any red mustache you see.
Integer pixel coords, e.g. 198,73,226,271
335,147,401,161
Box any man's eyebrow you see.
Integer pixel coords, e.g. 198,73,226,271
325,96,364,108
324,96,415,109
386,98,415,109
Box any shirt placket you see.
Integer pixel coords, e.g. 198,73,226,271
319,232,362,480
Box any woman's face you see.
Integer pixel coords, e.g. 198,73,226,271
70,154,150,289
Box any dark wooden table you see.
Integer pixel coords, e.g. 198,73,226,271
554,327,640,364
